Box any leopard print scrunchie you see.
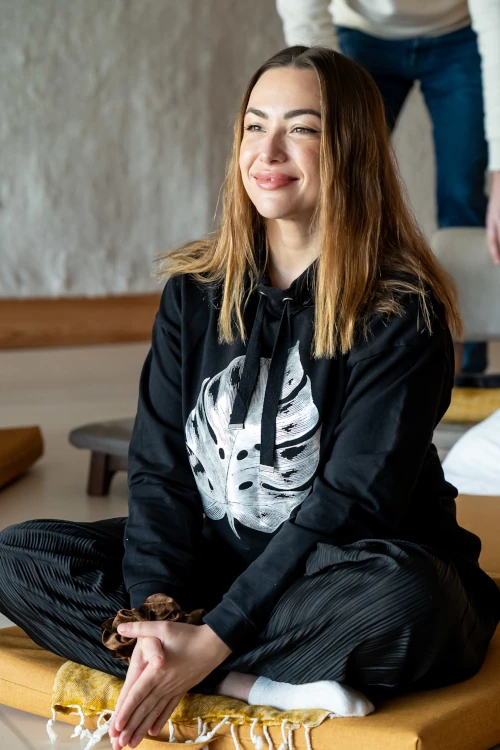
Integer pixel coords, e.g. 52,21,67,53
101,593,206,663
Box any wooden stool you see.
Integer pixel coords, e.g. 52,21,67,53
68,418,133,496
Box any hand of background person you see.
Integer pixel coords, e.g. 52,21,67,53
108,621,232,749
487,171,500,265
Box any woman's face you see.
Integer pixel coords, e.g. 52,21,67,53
239,67,322,223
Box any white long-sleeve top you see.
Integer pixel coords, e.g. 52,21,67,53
276,0,500,171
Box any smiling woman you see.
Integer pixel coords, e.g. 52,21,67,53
1,45,499,750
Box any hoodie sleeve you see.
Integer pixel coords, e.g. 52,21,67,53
203,296,455,651
276,0,338,48
123,276,204,609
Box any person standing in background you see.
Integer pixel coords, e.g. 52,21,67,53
276,0,500,375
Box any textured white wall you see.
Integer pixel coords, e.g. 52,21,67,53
0,0,436,298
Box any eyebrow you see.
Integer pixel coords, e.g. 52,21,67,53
245,107,321,120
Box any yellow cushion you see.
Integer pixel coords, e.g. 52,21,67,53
456,494,500,576
442,387,500,424
1,624,500,749
0,426,43,490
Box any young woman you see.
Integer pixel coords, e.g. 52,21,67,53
1,46,499,750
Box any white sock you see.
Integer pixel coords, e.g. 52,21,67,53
248,676,375,717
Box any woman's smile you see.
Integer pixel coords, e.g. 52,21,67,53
252,171,299,190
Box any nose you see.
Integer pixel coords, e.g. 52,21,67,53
259,131,286,164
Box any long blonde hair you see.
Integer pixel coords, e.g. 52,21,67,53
155,45,462,358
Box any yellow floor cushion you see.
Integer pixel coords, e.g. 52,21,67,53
456,495,500,576
442,387,500,424
1,618,500,750
0,426,43,490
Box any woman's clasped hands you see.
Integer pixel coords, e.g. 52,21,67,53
108,621,232,749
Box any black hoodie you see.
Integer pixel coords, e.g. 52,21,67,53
123,261,483,651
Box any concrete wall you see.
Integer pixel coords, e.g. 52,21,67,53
0,0,436,298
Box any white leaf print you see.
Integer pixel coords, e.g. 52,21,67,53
185,342,321,536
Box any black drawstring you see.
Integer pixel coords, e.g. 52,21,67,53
260,299,292,468
229,293,293,469
229,293,266,428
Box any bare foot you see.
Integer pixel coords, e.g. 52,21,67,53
215,671,258,702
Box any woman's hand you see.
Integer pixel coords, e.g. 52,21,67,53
109,634,167,749
108,621,232,749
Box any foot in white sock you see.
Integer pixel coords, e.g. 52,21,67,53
248,676,374,717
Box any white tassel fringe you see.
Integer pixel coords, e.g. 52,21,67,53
46,707,314,750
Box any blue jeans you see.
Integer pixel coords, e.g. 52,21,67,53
336,24,488,373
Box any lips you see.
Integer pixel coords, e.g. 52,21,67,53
252,173,298,190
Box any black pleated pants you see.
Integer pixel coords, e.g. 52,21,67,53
0,517,499,700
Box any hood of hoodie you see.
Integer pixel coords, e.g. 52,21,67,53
255,258,317,312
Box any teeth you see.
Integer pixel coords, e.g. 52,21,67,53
255,176,294,184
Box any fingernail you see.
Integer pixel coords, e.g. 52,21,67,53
117,625,129,634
